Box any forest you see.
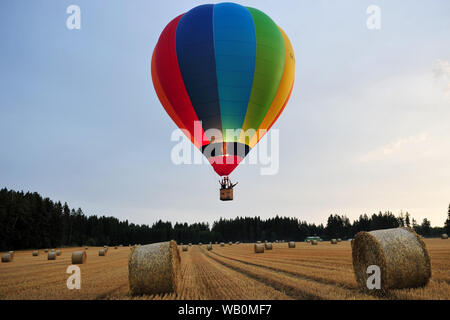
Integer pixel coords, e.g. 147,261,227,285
0,188,448,250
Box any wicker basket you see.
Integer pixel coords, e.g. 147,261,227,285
220,188,233,201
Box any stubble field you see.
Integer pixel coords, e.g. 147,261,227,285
0,239,449,300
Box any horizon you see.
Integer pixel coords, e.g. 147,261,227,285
1,0,449,228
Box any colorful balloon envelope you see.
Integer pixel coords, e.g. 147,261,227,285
152,2,295,176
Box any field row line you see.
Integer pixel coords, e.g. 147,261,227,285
199,247,372,300
199,248,320,299
209,249,358,291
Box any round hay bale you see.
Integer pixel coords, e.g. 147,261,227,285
288,241,295,248
220,242,225,247
182,245,188,252
44,249,48,253
352,227,431,291
207,244,212,251
311,240,318,245
72,251,87,264
228,241,232,246
128,240,180,296
257,241,261,244
32,250,39,256
235,241,240,245
1,254,12,263
198,242,202,246
56,250,61,256
254,243,264,253
331,239,338,244
337,238,342,242
265,242,273,250
188,243,192,246
48,252,56,260
99,249,107,256
441,233,448,239
8,251,14,257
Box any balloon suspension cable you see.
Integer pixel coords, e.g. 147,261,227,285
219,176,238,190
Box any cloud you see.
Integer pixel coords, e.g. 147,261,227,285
357,132,429,163
433,59,450,95
380,133,428,155
433,59,450,78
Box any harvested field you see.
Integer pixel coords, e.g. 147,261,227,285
0,239,449,300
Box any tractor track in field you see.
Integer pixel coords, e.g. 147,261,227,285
179,246,291,300
224,253,353,273
199,247,370,300
207,249,359,292
199,247,322,300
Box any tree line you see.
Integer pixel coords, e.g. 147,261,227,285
0,188,448,250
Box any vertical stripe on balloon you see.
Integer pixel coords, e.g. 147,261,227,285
240,7,286,141
246,26,295,148
213,3,256,143
151,15,208,148
176,4,223,143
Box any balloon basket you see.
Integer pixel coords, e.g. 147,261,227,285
220,188,233,201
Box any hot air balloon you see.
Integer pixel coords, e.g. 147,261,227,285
151,3,295,200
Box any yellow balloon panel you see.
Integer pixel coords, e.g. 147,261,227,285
239,27,295,148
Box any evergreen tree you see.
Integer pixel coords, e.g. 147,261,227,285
398,211,405,227
420,218,431,237
445,204,450,235
405,212,411,228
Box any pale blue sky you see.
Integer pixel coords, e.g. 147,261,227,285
1,1,449,227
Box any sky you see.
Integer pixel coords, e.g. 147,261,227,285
0,0,449,227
